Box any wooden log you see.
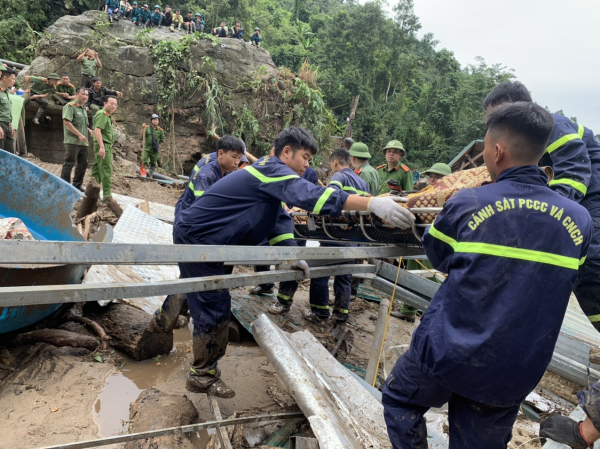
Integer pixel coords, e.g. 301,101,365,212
67,314,111,350
125,388,199,449
13,329,99,350
76,179,101,220
88,303,173,361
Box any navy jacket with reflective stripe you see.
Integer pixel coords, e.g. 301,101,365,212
329,168,371,196
174,155,349,245
539,114,600,214
175,158,225,217
409,165,592,407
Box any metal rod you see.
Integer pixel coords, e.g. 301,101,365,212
365,298,390,385
37,411,304,449
0,241,406,265
0,264,376,307
376,261,440,299
0,58,26,69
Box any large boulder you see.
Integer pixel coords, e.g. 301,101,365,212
19,11,295,171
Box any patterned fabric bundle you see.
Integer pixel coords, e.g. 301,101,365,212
0,218,34,240
403,166,492,223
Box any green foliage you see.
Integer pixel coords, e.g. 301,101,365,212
134,28,153,47
84,16,116,49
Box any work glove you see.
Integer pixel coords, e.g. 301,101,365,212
368,197,416,230
539,415,589,449
276,260,310,278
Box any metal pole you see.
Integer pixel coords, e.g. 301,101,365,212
0,240,408,265
365,298,390,385
37,411,304,449
0,58,26,70
0,264,376,307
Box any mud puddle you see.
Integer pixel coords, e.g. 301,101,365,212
92,326,213,446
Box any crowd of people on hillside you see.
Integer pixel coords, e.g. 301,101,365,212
101,0,263,44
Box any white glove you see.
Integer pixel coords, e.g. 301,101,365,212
368,197,416,229
276,260,310,278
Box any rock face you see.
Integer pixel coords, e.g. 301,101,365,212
20,11,294,171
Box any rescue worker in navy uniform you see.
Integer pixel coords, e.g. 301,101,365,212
151,136,246,334
382,102,592,448
305,147,370,323
174,127,415,397
483,81,600,332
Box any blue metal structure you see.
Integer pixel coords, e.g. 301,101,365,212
0,151,89,333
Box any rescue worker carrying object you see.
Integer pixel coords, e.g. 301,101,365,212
173,127,415,398
484,81,600,332
382,102,592,448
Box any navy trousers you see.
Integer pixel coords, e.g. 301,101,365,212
575,219,600,331
382,354,520,449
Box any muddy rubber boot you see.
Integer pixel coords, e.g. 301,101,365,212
250,285,274,295
302,308,330,324
76,179,101,220
186,372,235,398
104,197,123,218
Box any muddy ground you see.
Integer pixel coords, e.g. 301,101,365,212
0,156,572,449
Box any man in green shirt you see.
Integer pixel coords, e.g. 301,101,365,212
91,96,117,202
23,73,60,125
53,73,76,106
77,48,102,88
142,113,165,176
376,139,413,194
0,68,16,154
349,142,380,196
61,87,92,191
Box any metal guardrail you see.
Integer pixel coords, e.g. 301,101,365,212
0,241,412,265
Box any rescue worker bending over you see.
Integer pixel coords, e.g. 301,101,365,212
382,102,592,448
174,127,414,398
304,147,371,324
484,81,600,332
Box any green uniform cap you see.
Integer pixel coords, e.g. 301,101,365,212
424,163,451,176
349,142,371,159
384,139,405,152
47,73,60,80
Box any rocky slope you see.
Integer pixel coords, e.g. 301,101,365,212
20,11,298,171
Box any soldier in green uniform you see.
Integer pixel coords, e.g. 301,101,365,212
61,87,92,191
376,139,413,194
23,73,61,125
0,68,16,154
77,48,103,88
53,73,76,106
141,113,165,176
349,142,380,196
92,96,118,202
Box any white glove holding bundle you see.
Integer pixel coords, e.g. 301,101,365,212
367,197,416,229
276,259,310,278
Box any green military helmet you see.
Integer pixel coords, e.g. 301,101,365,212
384,139,405,153
47,73,61,80
424,163,452,177
349,142,371,159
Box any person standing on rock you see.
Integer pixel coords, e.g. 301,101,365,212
0,68,16,154
77,49,102,89
141,114,165,176
86,78,122,113
23,73,61,125
92,96,122,216
52,73,76,106
61,87,92,192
